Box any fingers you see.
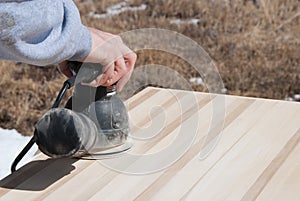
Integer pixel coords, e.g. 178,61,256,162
81,74,103,87
90,52,136,89
117,52,136,91
114,57,127,77
124,52,137,72
103,62,115,85
79,27,137,90
84,55,131,87
81,60,118,87
81,63,113,87
117,65,134,92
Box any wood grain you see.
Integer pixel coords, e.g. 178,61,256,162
241,128,300,201
1,87,300,201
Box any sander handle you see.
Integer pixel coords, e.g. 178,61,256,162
67,61,102,84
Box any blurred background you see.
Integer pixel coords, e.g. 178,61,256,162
0,0,299,136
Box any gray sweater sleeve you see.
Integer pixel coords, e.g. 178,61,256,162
0,0,91,66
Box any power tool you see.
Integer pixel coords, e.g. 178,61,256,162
11,61,132,172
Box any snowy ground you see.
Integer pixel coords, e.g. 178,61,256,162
0,128,38,180
89,0,147,19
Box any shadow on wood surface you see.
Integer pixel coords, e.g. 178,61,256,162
0,158,78,191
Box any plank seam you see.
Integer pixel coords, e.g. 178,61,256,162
241,127,300,201
135,99,256,201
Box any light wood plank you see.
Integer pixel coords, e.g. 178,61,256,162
0,159,94,201
1,88,300,201
86,91,214,201
135,98,267,200
255,129,300,201
85,95,252,201
126,87,160,111
41,88,200,201
183,102,300,201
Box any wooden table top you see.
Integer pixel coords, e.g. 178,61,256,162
1,87,300,201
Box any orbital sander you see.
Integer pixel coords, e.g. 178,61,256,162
11,61,132,172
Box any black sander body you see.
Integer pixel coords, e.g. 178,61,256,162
11,62,131,172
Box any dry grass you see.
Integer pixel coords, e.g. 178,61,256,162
0,0,299,135
0,61,68,135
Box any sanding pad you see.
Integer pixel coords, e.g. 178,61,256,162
79,140,133,160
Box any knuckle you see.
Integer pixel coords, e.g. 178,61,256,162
133,53,137,61
111,35,123,44
115,35,123,42
129,52,137,61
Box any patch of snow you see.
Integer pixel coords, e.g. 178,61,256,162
90,0,147,19
293,94,300,101
189,77,203,85
284,97,294,101
0,128,38,180
170,18,200,25
221,88,228,94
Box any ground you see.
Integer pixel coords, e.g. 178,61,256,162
0,0,299,135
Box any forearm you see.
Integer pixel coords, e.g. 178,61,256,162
0,0,91,66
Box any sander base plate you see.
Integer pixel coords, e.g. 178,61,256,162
79,140,133,160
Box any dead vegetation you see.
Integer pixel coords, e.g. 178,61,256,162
0,0,299,135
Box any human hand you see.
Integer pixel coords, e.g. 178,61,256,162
58,27,137,92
